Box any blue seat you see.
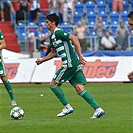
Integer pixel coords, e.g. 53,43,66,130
74,2,84,15
85,1,95,13
73,12,82,25
88,27,96,46
17,22,26,34
97,1,107,12
27,22,38,32
123,0,129,11
110,26,117,36
121,11,129,25
88,27,96,36
107,0,112,11
19,32,27,42
60,22,72,33
130,37,133,46
110,11,119,26
98,11,108,25
87,11,96,25
38,12,45,23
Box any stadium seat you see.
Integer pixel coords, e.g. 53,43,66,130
73,12,82,25
85,1,95,13
110,26,117,36
38,12,45,23
107,0,112,12
60,22,72,33
110,11,120,26
74,1,84,15
121,11,129,25
88,27,96,36
98,11,108,25
87,11,96,26
130,37,133,46
88,27,97,47
17,22,25,34
27,22,38,32
123,0,129,11
97,1,107,12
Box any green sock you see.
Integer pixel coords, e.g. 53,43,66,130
3,80,15,100
79,90,99,110
50,86,69,106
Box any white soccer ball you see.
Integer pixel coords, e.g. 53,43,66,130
10,107,24,120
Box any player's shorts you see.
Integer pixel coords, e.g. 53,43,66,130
53,64,87,86
0,60,6,77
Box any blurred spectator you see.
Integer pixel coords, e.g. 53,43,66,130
101,31,116,50
16,0,30,24
40,33,50,52
63,0,75,24
28,28,35,52
74,20,89,51
30,0,40,24
112,0,123,13
116,22,130,50
0,1,15,22
35,25,48,51
47,0,59,14
94,16,106,50
47,0,64,24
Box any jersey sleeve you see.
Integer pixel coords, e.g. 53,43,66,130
0,30,4,40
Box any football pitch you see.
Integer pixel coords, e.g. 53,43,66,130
0,83,132,133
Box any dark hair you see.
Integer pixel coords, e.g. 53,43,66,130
46,13,60,26
128,11,133,20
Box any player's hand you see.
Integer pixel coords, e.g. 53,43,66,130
36,59,43,65
78,54,87,66
127,71,133,81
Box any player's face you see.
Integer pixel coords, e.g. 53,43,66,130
128,18,133,30
45,19,52,30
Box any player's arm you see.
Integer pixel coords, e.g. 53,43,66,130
36,48,57,65
0,39,6,50
69,34,86,66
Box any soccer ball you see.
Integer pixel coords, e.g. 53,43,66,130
10,107,24,120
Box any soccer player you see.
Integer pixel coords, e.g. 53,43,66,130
127,11,133,81
0,30,17,106
36,13,105,118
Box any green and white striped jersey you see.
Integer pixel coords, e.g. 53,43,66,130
50,27,80,68
0,30,4,58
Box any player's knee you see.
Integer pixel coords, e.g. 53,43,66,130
74,84,85,94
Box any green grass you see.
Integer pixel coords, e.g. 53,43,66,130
0,83,132,133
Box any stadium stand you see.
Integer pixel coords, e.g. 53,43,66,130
74,1,84,15
1,0,133,53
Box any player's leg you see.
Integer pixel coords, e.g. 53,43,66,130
69,70,105,118
0,61,17,105
50,67,75,117
50,80,74,117
1,76,17,105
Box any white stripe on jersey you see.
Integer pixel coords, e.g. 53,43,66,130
64,41,72,67
56,46,64,53
60,53,66,58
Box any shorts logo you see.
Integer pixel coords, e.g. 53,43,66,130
5,63,19,79
54,60,118,78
